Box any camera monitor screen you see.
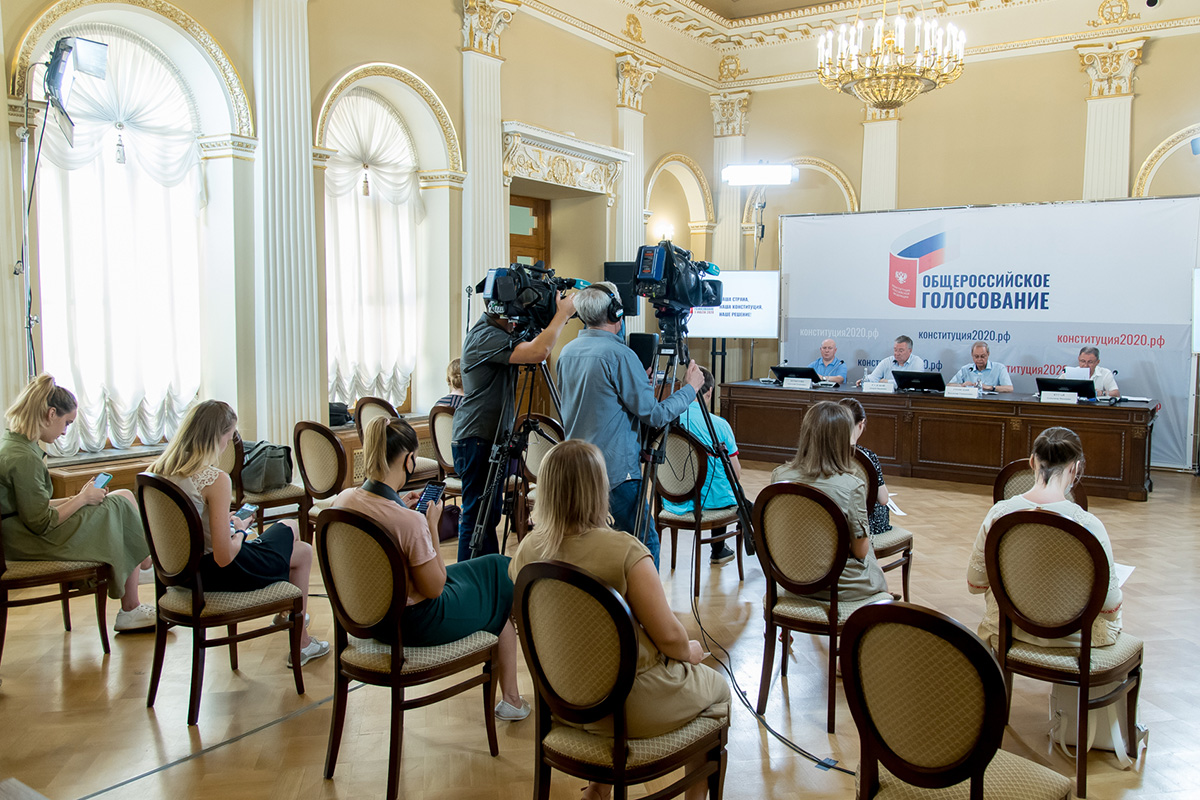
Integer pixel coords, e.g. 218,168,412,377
893,370,946,393
1036,377,1097,400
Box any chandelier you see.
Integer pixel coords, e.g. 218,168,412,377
816,6,966,111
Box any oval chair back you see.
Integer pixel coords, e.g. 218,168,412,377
429,405,457,476
993,459,1088,510
136,472,204,590
355,397,399,444
294,421,349,500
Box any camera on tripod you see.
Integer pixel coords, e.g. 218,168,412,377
480,261,585,334
635,241,723,314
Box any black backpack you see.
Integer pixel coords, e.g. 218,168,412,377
241,440,293,493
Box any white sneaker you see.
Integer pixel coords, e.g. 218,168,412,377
494,698,531,721
287,638,330,668
114,603,156,631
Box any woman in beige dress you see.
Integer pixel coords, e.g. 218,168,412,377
509,439,729,800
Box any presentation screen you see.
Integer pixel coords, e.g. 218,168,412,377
685,270,780,339
779,197,1199,468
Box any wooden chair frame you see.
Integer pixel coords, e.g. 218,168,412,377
841,602,1011,800
853,447,913,601
315,508,500,800
752,482,861,733
652,425,743,598
0,529,111,668
993,459,1089,510
509,412,565,543
229,433,312,542
514,560,728,800
428,404,458,482
985,509,1141,798
136,473,304,726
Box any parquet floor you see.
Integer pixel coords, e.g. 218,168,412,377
1,466,1197,799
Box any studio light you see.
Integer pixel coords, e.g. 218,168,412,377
43,37,108,146
721,163,799,186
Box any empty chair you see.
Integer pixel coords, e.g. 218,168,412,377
293,420,350,525
841,601,1072,800
219,432,312,541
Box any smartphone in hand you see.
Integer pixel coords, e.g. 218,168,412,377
415,482,446,514
93,472,113,489
234,503,259,521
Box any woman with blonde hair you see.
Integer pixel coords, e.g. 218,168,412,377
151,400,328,666
434,358,465,409
0,374,154,631
509,439,730,800
332,415,527,720
772,400,888,601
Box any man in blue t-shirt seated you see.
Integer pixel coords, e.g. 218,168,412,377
660,366,741,566
947,341,1013,393
806,338,847,385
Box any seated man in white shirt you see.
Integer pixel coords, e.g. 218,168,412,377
1066,346,1120,398
857,335,926,386
948,341,1013,393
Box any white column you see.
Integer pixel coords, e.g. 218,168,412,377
1077,39,1146,201
616,53,658,335
861,107,899,211
710,92,750,384
461,0,517,333
710,92,749,272
2,98,31,403
253,0,321,444
416,172,466,411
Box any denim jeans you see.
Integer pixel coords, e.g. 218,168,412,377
609,479,659,569
453,436,503,562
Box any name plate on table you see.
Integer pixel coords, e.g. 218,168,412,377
783,377,812,390
861,380,895,394
945,386,981,399
1040,390,1079,405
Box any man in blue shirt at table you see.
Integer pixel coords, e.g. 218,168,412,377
558,282,704,569
661,366,741,566
857,335,926,385
806,338,847,385
948,341,1013,393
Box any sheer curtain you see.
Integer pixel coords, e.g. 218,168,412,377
325,88,422,408
36,24,203,455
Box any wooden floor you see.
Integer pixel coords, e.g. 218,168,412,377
1,465,1197,800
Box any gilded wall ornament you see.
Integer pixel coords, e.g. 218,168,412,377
1076,37,1147,98
718,55,748,81
1088,0,1140,28
710,91,751,137
462,0,519,57
623,14,645,42
616,53,660,111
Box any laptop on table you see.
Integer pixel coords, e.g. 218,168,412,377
1036,377,1097,400
893,370,946,393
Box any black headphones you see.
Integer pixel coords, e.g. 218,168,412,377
594,284,624,324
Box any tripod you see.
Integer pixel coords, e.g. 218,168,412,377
466,348,563,559
632,311,756,557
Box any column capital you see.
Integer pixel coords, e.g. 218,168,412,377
864,106,899,123
616,53,660,112
1076,37,1148,98
710,91,751,138
462,0,520,58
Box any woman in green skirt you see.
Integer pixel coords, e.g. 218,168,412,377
0,375,154,631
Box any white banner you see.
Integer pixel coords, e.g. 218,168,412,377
780,197,1200,468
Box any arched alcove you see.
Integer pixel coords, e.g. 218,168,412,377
1133,124,1200,198
645,153,715,257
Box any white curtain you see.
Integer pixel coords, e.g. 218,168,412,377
325,88,422,408
36,25,203,454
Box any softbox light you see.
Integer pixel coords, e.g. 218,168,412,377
44,36,107,147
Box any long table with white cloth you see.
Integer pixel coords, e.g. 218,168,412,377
719,381,1156,501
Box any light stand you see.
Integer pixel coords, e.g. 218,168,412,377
12,37,107,381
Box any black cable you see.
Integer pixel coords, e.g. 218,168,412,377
679,495,856,778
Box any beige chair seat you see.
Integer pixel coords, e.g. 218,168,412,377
873,526,913,553
771,591,893,626
857,748,1071,800
342,630,498,675
998,633,1144,675
656,507,739,526
242,481,309,504
159,581,301,618
3,559,105,579
543,714,725,768
414,456,438,475
445,476,463,494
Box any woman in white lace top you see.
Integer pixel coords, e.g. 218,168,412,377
150,401,329,666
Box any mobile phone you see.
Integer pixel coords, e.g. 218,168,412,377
93,472,113,489
234,503,259,521
415,482,446,514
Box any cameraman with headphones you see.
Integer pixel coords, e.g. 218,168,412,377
557,282,703,569
453,290,576,562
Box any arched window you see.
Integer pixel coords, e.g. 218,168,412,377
35,23,203,455
324,88,421,408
